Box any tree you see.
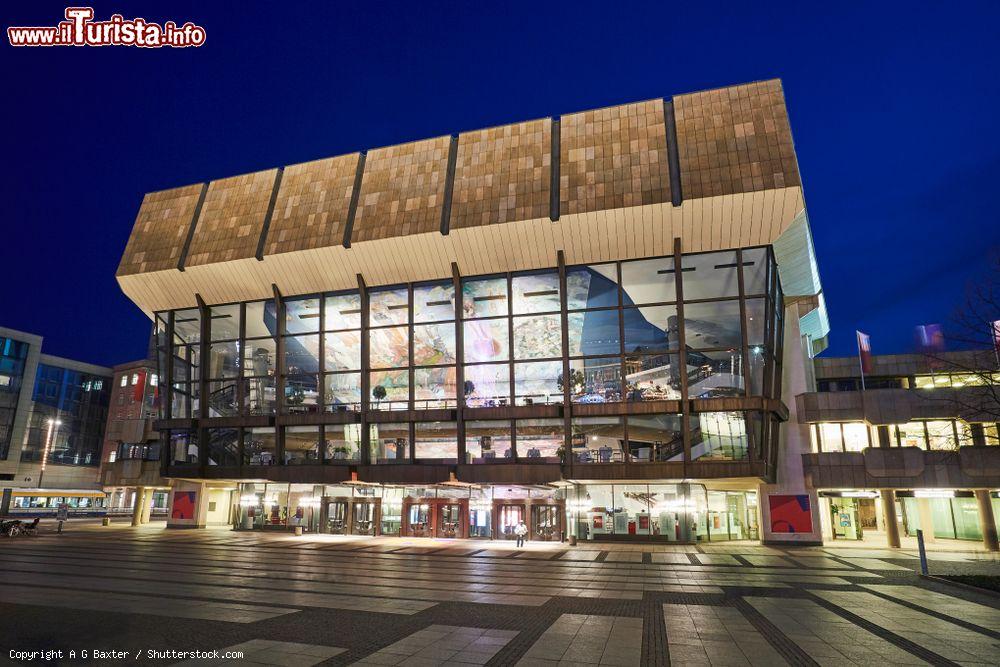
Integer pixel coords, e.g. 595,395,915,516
557,369,586,395
918,253,1000,445
372,385,387,408
463,380,475,398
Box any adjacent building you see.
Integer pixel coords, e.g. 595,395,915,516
100,359,171,524
0,327,111,516
112,78,999,549
799,350,999,549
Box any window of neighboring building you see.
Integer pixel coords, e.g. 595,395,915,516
120,375,128,387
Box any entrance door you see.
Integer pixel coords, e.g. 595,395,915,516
327,501,348,534
469,506,491,538
831,498,861,540
532,505,559,541
498,504,524,539
407,503,430,537
352,501,376,535
438,504,461,538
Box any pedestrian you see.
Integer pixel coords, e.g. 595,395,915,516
514,520,528,548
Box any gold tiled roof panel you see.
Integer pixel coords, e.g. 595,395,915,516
117,184,204,276
265,153,360,255
560,99,670,215
675,79,799,198
185,169,278,267
451,119,551,229
350,136,450,243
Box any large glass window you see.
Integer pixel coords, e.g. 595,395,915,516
370,423,410,463
324,423,361,462
464,320,509,363
567,264,619,310
464,363,510,407
206,428,239,466
572,416,624,463
691,412,748,460
569,357,622,404
370,370,408,411
284,426,320,464
621,257,675,305
465,420,513,463
284,297,321,334
626,414,684,462
515,419,562,462
244,427,276,465
681,251,740,300
512,271,560,314
514,361,562,406
463,276,508,318
414,422,458,463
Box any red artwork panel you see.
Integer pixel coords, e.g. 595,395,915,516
171,491,196,520
768,494,812,534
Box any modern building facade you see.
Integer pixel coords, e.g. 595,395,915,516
0,326,112,516
116,78,834,542
100,359,171,524
799,350,1000,550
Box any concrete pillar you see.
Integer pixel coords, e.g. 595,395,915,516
975,489,999,552
916,497,936,543
880,490,901,548
131,487,145,527
140,488,154,524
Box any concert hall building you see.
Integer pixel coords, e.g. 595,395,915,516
115,78,837,544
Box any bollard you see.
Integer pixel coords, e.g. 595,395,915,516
916,529,929,575
102,517,111,527
294,525,303,536
57,520,64,534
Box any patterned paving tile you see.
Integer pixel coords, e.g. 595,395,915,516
663,603,789,666
811,590,997,664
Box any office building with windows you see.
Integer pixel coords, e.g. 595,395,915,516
115,78,834,542
100,359,171,523
799,349,1000,550
0,326,112,516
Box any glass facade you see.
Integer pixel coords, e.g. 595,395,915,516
809,419,998,452
20,362,111,466
155,247,782,469
0,335,30,460
568,483,758,542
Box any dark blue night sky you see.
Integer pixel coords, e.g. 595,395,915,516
3,1,998,366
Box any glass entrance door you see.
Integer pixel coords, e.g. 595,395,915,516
532,505,559,541
438,504,461,538
353,501,375,535
408,503,430,536
498,504,524,539
327,501,348,534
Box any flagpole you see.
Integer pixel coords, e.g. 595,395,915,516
856,330,867,391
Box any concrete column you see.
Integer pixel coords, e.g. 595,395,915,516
140,488,154,524
916,497,936,543
880,490,901,548
975,489,999,552
131,487,145,527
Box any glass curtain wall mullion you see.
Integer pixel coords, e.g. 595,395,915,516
736,249,752,404
452,267,466,463
237,303,247,416
673,240,691,465
274,291,286,463
197,298,210,470
318,294,326,425
617,262,627,412
507,273,515,423
558,254,572,468
359,279,371,464
408,283,415,409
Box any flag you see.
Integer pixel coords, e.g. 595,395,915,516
133,370,146,402
914,324,945,353
856,330,873,375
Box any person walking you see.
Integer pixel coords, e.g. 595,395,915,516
514,520,528,548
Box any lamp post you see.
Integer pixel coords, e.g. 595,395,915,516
36,417,62,489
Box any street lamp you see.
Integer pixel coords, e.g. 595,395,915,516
36,417,62,489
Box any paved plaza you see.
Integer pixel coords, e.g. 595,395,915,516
2,523,999,665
